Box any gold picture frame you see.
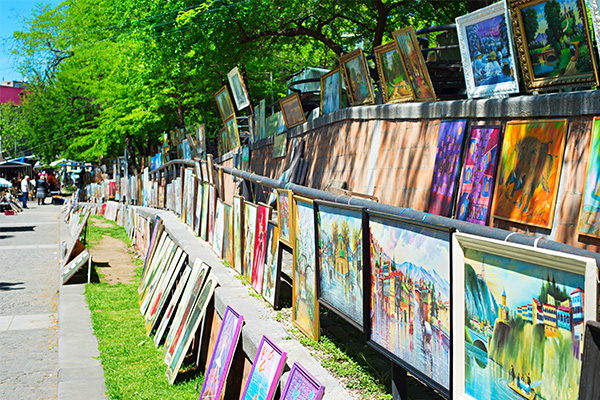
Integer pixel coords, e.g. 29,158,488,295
280,93,306,129
373,41,415,103
214,85,235,123
339,48,375,106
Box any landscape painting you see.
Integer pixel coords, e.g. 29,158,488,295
374,41,414,103
578,117,600,238
233,195,244,274
393,27,436,102
214,85,235,122
280,93,306,129
368,211,451,393
240,336,287,400
428,120,468,218
262,223,280,307
225,116,241,151
252,203,272,294
456,125,501,225
320,68,341,115
316,201,364,329
340,48,374,106
492,119,567,228
273,133,287,159
280,362,325,400
244,202,258,281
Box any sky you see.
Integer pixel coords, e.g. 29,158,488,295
0,0,62,82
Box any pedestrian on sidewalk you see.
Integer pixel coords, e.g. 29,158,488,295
20,175,30,209
37,175,48,205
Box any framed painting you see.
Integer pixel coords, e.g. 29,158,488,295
339,48,375,106
277,111,286,134
208,184,216,247
185,168,195,228
207,154,215,185
219,127,227,156
273,133,287,159
225,116,241,152
428,120,468,218
456,125,502,225
592,0,600,69
241,146,250,171
374,41,415,103
320,68,342,115
240,335,287,400
199,305,244,399
265,113,279,138
201,182,210,241
508,0,598,92
261,223,280,308
223,202,234,267
197,123,207,158
233,195,245,274
277,189,294,247
214,85,235,123
452,232,597,400
315,200,366,330
292,195,319,341
227,66,251,111
579,117,600,238
456,1,519,98
491,119,567,228
61,249,90,284
255,99,266,141
213,199,225,258
280,93,306,129
244,201,258,281
392,26,437,102
280,362,325,400
201,161,209,183
154,265,192,347
366,210,452,395
252,203,272,294
194,180,204,235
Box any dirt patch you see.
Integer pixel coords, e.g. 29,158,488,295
90,219,114,229
91,235,138,284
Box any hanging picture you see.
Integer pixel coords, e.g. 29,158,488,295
244,201,258,281
252,203,272,294
456,125,502,225
215,86,235,123
201,182,210,241
508,0,598,92
213,199,225,258
456,1,519,98
428,120,468,218
225,116,241,152
240,336,287,400
367,211,452,395
233,195,245,274
320,68,342,115
373,41,415,103
292,195,319,341
227,66,251,111
199,306,244,399
392,26,437,102
315,200,365,330
273,133,287,159
339,48,375,106
280,362,325,400
492,119,567,228
452,232,597,400
280,93,306,129
223,202,234,266
579,117,600,238
261,223,280,308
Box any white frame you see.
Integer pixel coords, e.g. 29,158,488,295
227,66,251,111
456,1,519,98
452,232,597,399
591,0,600,61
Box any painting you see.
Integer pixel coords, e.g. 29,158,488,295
225,116,241,151
491,119,567,228
194,181,204,235
199,306,244,399
227,66,250,111
428,120,468,218
456,125,502,225
509,0,598,92
219,127,227,156
374,41,415,103
265,113,279,138
273,133,287,159
292,195,319,341
456,1,520,98
261,223,280,308
339,48,375,106
214,85,235,122
320,68,342,115
280,93,306,129
197,123,207,158
223,202,234,266
244,201,258,281
277,189,294,247
252,203,272,294
315,201,365,330
208,184,216,247
255,99,266,141
452,232,597,400
185,168,195,228
579,117,600,238
280,362,325,400
368,211,452,394
233,195,245,274
154,266,192,347
241,146,250,171
240,336,287,400
213,199,225,258
392,26,437,102
591,0,600,70
201,182,209,241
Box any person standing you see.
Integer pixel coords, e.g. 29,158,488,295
36,175,47,205
20,175,30,208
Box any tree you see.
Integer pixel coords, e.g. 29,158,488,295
544,0,563,58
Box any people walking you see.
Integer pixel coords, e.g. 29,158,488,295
36,175,47,205
20,175,30,208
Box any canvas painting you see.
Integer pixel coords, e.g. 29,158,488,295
199,306,244,399
225,116,241,151
265,113,279,138
213,199,225,258
374,41,415,103
273,133,287,159
244,202,258,281
579,118,600,238
227,66,250,111
219,127,227,156
292,196,319,341
233,195,245,274
452,232,597,400
208,184,216,247
201,182,209,241
194,181,204,235
457,125,501,225
215,86,235,122
592,0,600,70
252,203,272,294
277,110,286,134
456,1,519,98
277,189,293,247
261,223,280,307
428,120,468,218
315,201,364,329
185,169,195,228
241,146,250,171
393,26,437,102
255,99,266,141
492,119,567,228
509,0,598,91
197,123,207,158
280,93,306,129
223,202,234,266
320,68,341,115
280,362,325,400
340,48,374,106
154,266,192,347
240,336,287,400
368,211,451,394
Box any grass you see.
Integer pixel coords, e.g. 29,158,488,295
86,215,132,249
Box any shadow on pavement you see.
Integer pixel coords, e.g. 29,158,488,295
0,282,24,291
0,226,35,232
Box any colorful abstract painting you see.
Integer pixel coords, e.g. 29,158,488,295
233,196,244,274
368,211,451,393
262,223,280,307
456,125,501,225
240,336,287,400
277,189,293,247
428,120,468,218
280,362,325,400
213,199,225,258
223,202,234,266
579,117,600,238
199,306,244,399
492,119,567,228
393,26,436,102
244,202,258,281
292,196,319,341
252,203,271,294
316,201,364,329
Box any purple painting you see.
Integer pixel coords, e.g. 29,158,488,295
456,125,501,225
428,120,468,217
280,362,325,400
